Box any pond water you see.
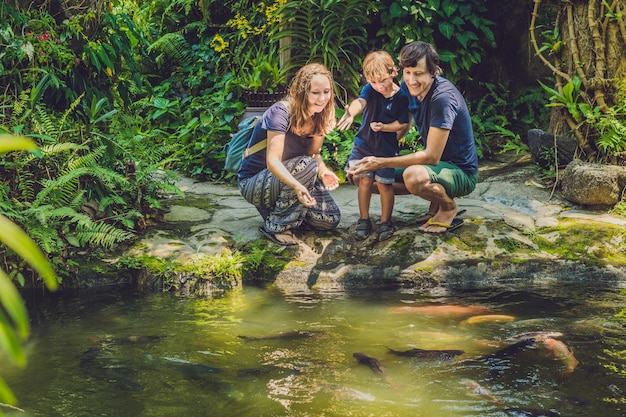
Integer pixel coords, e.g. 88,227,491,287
3,280,626,417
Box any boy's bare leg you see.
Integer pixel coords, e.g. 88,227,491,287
358,176,374,220
378,183,394,224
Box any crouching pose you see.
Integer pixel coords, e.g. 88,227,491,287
237,63,341,246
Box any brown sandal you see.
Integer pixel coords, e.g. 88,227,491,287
259,227,299,246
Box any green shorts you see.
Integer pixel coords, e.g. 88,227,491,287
394,161,478,198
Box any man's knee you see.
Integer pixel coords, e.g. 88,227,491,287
402,165,430,194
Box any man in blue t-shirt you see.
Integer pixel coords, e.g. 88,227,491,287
347,41,478,234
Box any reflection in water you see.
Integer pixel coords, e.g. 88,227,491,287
3,283,626,416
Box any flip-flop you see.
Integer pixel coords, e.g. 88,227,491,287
259,227,299,246
421,217,464,234
415,209,466,225
414,211,436,225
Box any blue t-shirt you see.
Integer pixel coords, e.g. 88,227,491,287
353,83,410,157
237,102,312,181
400,77,478,176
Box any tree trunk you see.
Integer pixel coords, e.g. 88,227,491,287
12,0,103,23
532,0,626,161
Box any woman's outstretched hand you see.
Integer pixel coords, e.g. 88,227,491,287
319,169,339,191
295,184,317,207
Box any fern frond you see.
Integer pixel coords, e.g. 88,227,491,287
28,226,62,254
163,0,197,20
59,93,85,132
132,144,180,172
147,33,191,66
82,165,129,190
41,142,89,156
183,21,206,34
65,145,106,171
23,142,88,165
44,206,92,224
12,94,26,119
69,190,87,211
142,196,162,209
35,165,128,208
74,221,135,248
31,176,80,211
34,167,88,207
99,194,127,212
17,169,36,202
34,105,58,137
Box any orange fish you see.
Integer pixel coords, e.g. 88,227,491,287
460,314,516,326
389,304,489,318
542,337,579,377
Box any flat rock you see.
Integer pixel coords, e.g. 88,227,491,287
129,158,626,296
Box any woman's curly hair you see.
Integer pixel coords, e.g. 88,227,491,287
286,63,336,137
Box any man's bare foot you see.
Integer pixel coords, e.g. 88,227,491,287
418,206,458,233
415,204,438,225
415,211,436,225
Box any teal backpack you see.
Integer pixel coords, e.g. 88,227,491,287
224,116,264,174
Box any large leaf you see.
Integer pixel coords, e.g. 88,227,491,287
0,135,58,290
0,135,37,154
0,214,57,291
0,271,28,359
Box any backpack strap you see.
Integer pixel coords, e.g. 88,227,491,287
242,117,265,159
243,138,267,159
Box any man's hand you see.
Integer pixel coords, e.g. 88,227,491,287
345,156,378,176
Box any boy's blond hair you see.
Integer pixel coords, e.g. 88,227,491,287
362,50,398,82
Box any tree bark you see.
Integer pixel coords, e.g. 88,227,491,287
531,0,626,161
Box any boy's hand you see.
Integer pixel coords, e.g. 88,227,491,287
336,106,353,130
370,121,383,132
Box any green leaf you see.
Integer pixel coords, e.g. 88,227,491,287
441,0,459,17
0,214,57,291
562,81,575,103
481,26,495,43
0,135,37,154
438,50,457,63
456,32,470,49
0,271,27,366
538,80,565,104
438,22,455,39
0,374,17,406
389,2,404,18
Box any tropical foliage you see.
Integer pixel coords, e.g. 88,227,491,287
0,0,542,287
0,135,57,412
531,0,626,164
1,4,181,282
